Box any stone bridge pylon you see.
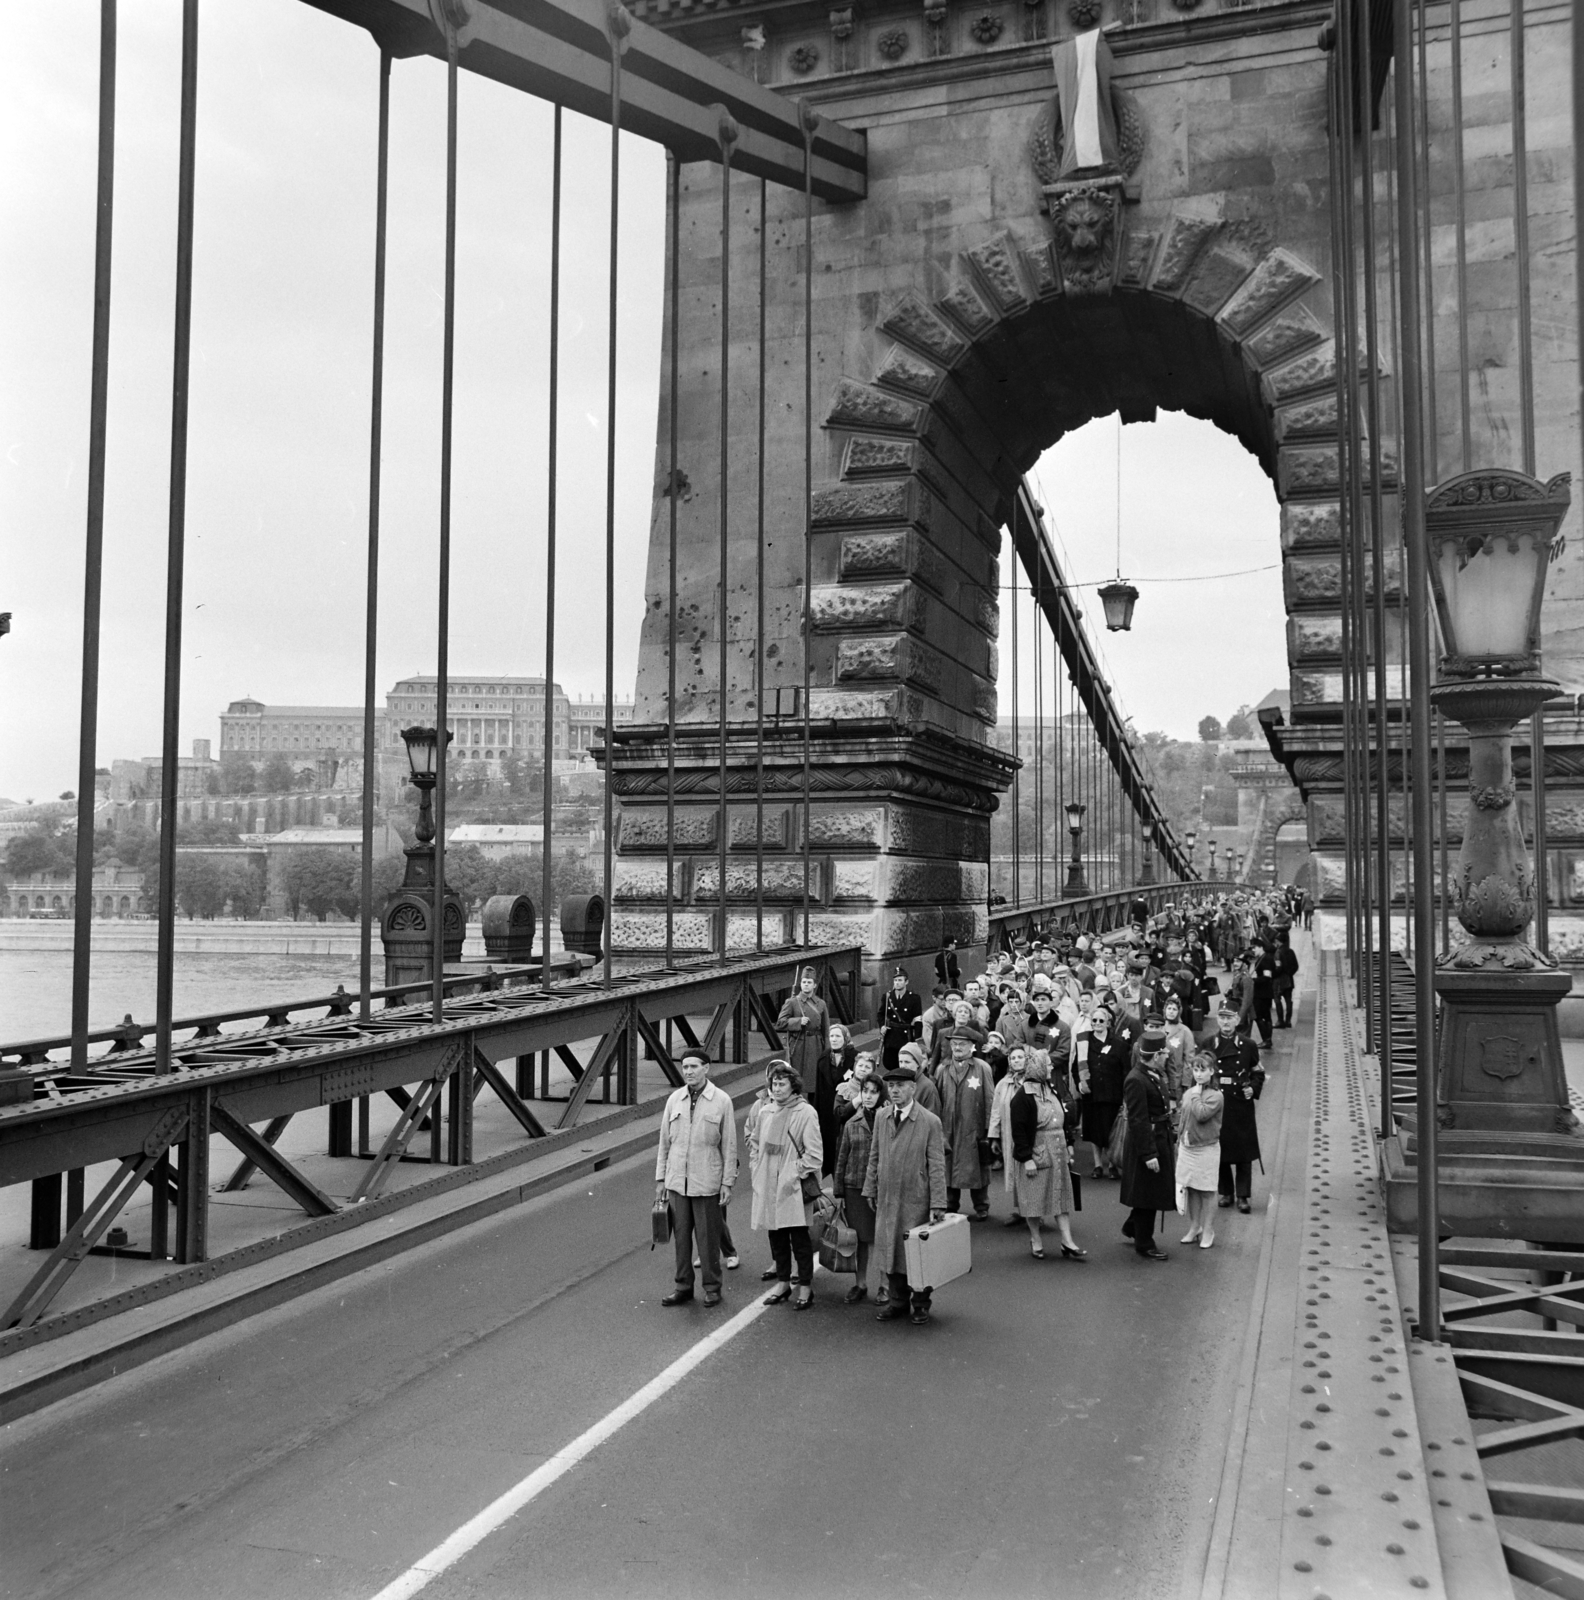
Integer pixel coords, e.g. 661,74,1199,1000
605,0,1578,980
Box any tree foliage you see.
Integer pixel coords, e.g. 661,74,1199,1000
175,855,264,919
1224,704,1254,739
1197,715,1223,743
281,848,359,921
260,754,297,795
5,828,73,878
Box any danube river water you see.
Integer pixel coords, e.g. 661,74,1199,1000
0,949,361,1043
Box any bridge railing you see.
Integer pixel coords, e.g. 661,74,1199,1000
0,943,862,1344
987,880,1219,954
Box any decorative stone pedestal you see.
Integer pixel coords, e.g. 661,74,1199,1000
607,721,1014,994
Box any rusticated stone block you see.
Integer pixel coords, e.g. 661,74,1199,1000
1284,554,1341,607
837,633,946,694
612,858,687,902
1182,245,1256,317
1022,242,1060,299
618,809,717,850
1217,248,1321,338
1310,852,1346,902
880,293,968,366
1287,613,1342,663
1289,670,1339,704
808,686,911,721
874,907,944,957
1150,214,1218,293
874,346,944,399
609,910,713,952
810,808,884,848
730,808,790,849
790,909,879,949
843,436,916,477
941,903,986,948
1277,443,1340,498
725,911,790,952
1274,394,1339,442
809,582,919,630
888,808,990,859
936,279,997,339
1117,229,1159,289
970,679,998,724
972,589,1000,640
1242,305,1324,370
965,235,1030,312
826,378,921,434
832,859,879,900
1281,501,1341,551
695,859,823,902
812,479,929,530
884,856,975,902
839,530,948,594
1544,796,1584,841
1263,340,1336,405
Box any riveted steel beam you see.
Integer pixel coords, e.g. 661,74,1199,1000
300,0,867,201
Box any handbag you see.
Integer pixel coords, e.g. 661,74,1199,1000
787,1117,823,1201
1106,1112,1129,1172
650,1197,671,1249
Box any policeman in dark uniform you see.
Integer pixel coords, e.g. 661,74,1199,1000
879,968,923,1074
1212,1003,1264,1212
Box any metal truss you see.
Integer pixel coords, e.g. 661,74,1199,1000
0,945,859,1333
1442,1246,1584,1596
987,880,1202,956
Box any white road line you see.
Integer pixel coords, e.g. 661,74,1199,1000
369,1288,776,1599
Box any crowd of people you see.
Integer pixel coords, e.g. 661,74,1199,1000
654,885,1308,1323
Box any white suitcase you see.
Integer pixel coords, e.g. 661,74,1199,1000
904,1211,972,1291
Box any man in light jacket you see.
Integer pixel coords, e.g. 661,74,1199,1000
655,1046,738,1308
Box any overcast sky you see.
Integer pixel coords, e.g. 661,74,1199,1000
1,1,1286,804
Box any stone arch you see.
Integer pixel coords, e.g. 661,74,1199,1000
811,212,1375,751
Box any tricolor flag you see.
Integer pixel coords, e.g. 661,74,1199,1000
1050,29,1120,177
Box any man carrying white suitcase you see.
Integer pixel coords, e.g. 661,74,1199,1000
863,1060,948,1326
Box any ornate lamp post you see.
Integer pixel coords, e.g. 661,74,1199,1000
1185,826,1198,880
1063,800,1090,898
1424,468,1576,1146
1237,850,1246,880
1208,840,1218,881
1138,816,1156,885
380,726,464,988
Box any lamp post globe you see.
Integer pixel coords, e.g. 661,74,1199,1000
1138,815,1156,886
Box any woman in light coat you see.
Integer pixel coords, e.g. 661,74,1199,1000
749,1061,824,1309
1177,1050,1225,1250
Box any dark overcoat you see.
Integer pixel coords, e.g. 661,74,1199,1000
1214,1032,1265,1164
862,1103,948,1274
1118,1063,1177,1212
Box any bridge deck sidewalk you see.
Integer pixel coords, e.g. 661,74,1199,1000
1202,947,1464,1599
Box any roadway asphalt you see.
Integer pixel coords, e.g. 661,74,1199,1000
0,1021,1300,1600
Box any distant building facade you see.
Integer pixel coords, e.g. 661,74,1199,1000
0,864,147,918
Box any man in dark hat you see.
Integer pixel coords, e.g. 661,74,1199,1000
864,1060,948,1326
654,1045,738,1307
879,967,923,1074
1118,1026,1176,1261
937,1027,995,1220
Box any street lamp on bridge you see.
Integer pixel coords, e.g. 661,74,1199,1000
380,726,463,987
1208,840,1218,880
1062,800,1089,898
1138,816,1156,886
1185,826,1198,879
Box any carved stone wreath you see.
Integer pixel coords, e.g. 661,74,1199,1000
789,42,820,72
877,26,910,56
1031,87,1146,182
970,12,1005,41
1470,782,1516,811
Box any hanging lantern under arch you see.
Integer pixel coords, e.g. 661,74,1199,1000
1097,579,1139,632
